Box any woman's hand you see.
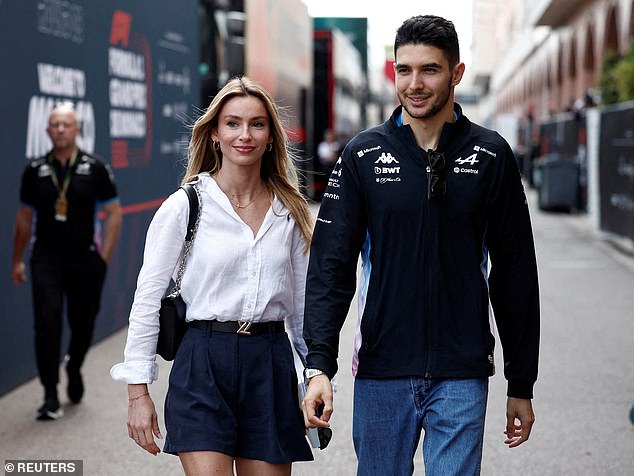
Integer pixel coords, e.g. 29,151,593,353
127,385,162,455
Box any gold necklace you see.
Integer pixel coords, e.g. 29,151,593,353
229,188,265,209
230,196,256,209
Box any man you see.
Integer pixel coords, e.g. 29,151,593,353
12,103,122,420
302,15,539,475
317,129,340,178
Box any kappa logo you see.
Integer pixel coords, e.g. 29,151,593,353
374,152,399,164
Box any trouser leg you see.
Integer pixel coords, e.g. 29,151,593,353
30,258,64,394
65,251,106,370
353,378,421,476
421,378,489,476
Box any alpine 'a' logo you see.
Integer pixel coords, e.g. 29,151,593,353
374,152,399,164
455,153,479,166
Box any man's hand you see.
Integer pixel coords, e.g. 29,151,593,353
301,374,333,429
12,261,27,284
12,207,33,285
504,397,535,448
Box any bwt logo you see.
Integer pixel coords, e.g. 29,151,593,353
375,152,399,164
375,167,400,174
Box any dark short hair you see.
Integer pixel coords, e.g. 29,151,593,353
394,15,460,67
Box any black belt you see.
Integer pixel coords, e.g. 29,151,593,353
188,319,285,336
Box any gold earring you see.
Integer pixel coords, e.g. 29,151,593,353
213,141,220,151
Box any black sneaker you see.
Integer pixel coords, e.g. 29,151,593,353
37,397,63,421
66,366,84,404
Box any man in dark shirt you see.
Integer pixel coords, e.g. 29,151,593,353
302,16,539,475
12,103,122,420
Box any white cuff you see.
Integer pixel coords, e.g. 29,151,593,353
110,361,159,384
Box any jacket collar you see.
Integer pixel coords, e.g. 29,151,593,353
386,104,469,157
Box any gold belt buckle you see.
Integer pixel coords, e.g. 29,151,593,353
237,321,252,335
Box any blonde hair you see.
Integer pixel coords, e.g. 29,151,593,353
183,76,313,250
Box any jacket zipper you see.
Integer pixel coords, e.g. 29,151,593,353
424,160,432,378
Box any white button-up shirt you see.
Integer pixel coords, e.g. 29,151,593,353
110,173,309,383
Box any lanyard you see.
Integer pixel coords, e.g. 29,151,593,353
48,148,78,197
49,148,78,222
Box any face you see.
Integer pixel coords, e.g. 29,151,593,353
212,95,272,170
47,107,80,150
394,43,464,121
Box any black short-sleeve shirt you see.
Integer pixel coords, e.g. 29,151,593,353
20,149,119,253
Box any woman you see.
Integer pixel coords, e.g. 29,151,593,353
111,76,314,475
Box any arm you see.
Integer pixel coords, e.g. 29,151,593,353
302,151,366,426
486,142,540,398
286,225,309,366
100,200,122,262
485,141,540,445
12,207,33,284
111,190,190,453
287,225,335,429
110,189,189,384
96,162,122,262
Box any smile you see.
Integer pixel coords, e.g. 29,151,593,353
233,146,256,153
407,94,431,104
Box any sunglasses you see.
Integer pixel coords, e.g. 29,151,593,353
305,404,333,450
317,427,333,450
315,404,332,449
427,150,447,200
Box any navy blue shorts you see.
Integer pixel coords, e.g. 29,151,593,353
162,322,313,464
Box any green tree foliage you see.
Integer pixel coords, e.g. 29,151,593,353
599,50,620,105
600,40,634,104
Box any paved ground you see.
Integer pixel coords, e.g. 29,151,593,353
1,190,633,475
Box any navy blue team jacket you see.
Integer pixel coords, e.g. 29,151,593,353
304,105,540,399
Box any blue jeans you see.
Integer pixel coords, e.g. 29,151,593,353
353,377,488,476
